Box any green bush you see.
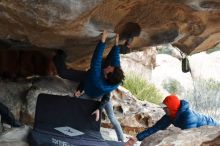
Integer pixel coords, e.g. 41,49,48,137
162,78,184,95
122,73,163,104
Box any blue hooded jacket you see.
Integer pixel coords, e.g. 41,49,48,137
83,41,120,98
136,100,220,141
53,41,121,98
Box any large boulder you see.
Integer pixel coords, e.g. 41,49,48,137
0,0,220,70
0,126,31,146
141,126,220,146
0,77,77,123
103,87,164,134
121,47,157,81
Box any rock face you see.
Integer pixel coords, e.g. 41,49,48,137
141,126,220,146
121,47,157,81
0,126,31,146
102,87,164,134
0,77,77,124
0,0,220,70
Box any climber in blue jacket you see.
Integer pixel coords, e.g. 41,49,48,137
54,30,124,96
53,30,125,141
82,30,124,98
136,95,220,141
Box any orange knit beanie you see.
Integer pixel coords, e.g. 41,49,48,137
163,95,181,118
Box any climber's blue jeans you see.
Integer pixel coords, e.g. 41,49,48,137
104,101,124,142
79,94,124,142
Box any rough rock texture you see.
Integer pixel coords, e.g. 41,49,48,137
0,0,220,70
121,47,157,81
0,126,30,146
141,126,220,146
0,81,32,119
102,86,164,134
0,77,77,124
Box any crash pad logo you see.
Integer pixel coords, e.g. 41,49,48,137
52,138,74,146
54,126,84,136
